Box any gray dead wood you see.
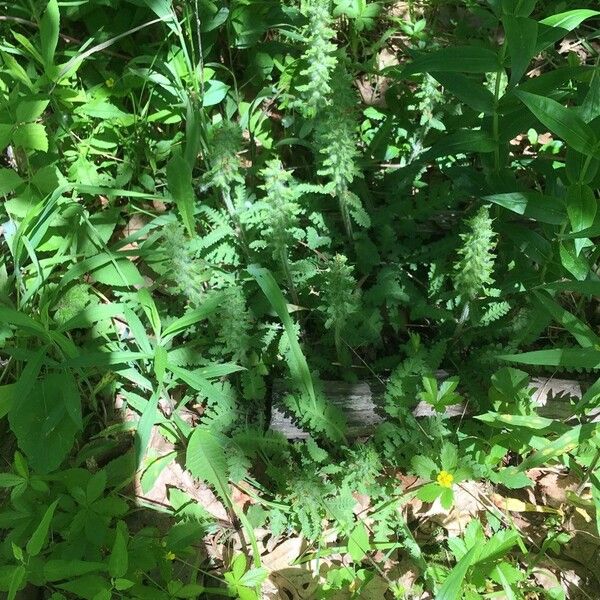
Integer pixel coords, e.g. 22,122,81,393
270,376,597,439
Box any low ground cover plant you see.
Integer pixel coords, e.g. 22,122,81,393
0,0,599,598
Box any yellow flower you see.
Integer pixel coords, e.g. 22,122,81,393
105,77,115,88
437,470,454,488
165,551,176,561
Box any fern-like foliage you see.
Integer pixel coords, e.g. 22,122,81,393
258,159,302,257
384,334,446,418
203,121,245,193
453,205,497,300
294,0,338,118
253,159,304,298
161,223,211,307
213,285,252,362
320,254,359,362
315,65,368,236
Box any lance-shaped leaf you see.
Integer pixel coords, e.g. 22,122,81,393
516,90,598,156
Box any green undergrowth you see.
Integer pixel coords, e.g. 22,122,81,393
0,0,599,598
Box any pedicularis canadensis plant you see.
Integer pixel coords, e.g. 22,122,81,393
0,0,599,598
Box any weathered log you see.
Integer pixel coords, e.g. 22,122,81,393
270,376,596,439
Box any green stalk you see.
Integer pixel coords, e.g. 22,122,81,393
492,44,507,173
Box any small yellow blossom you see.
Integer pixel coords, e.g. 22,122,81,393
165,551,176,561
437,470,454,488
105,77,115,88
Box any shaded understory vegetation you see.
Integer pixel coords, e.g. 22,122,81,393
1,0,600,598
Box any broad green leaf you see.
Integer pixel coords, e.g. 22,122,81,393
566,184,596,255
202,80,230,107
58,303,126,333
544,280,600,297
44,560,107,582
515,90,597,156
411,455,438,480
140,451,176,493
537,10,600,52
490,467,533,489
57,575,111,598
423,130,496,159
431,73,495,114
1,51,33,88
484,191,566,225
500,348,600,369
404,46,500,75
502,0,537,16
0,169,24,195
142,0,177,31
90,257,145,287
108,521,128,579
348,521,369,562
540,9,600,28
440,442,458,472
0,307,47,336
13,123,48,152
565,148,599,184
0,472,23,487
184,99,203,170
75,99,129,120
9,372,82,473
581,66,600,123
166,154,196,236
186,428,230,504
533,290,600,348
559,242,589,281
503,15,538,84
6,346,46,417
16,99,50,122
26,500,59,556
40,0,60,68
86,470,107,504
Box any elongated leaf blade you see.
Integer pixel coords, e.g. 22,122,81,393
533,290,600,348
519,423,599,471
404,46,500,75
40,0,60,69
162,293,221,339
438,544,481,600
26,500,59,556
430,73,495,114
135,390,160,466
500,348,600,369
484,191,566,225
504,15,538,84
167,155,196,236
516,90,598,156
